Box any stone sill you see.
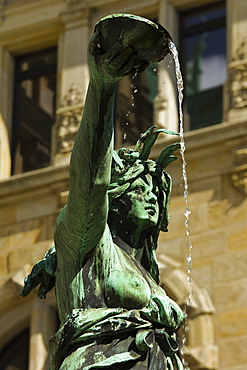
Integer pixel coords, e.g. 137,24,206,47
0,164,69,202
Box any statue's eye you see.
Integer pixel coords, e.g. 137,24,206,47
134,185,144,194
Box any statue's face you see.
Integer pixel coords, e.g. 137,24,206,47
122,174,161,229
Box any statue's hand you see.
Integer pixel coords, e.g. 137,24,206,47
88,31,148,82
20,246,56,299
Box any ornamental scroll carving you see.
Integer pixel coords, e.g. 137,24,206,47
55,84,83,155
230,146,247,196
229,37,247,109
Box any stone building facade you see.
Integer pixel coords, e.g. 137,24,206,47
0,0,246,369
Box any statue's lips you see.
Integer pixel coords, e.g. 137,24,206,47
145,206,157,215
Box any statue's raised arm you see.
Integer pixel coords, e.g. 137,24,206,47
59,32,145,252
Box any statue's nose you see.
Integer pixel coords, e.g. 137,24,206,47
147,192,157,204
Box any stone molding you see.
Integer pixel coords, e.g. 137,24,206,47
229,37,247,110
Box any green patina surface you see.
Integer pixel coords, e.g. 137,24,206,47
21,14,185,370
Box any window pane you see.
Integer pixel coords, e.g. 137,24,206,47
17,49,57,73
12,48,57,174
180,2,226,130
185,28,226,94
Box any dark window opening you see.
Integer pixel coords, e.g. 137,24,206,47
179,1,226,130
12,47,57,174
0,329,29,370
115,63,158,148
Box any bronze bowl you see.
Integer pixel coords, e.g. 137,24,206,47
94,14,172,72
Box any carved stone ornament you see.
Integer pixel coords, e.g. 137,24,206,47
56,109,82,154
54,84,84,155
232,36,247,61
229,37,247,109
60,83,83,108
231,169,247,196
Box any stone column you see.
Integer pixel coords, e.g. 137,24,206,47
227,0,247,123
0,46,14,179
53,8,92,166
29,300,57,370
154,1,179,132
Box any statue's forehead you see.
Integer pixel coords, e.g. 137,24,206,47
128,174,151,188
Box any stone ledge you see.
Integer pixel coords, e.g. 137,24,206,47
0,164,69,200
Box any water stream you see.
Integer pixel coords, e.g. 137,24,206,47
169,40,193,369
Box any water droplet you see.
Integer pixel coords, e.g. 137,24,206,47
134,88,138,94
184,219,190,228
131,103,134,106
123,133,127,140
184,209,191,218
186,255,192,264
125,122,129,126
153,68,157,72
133,70,138,79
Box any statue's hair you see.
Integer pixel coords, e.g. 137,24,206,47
108,126,180,282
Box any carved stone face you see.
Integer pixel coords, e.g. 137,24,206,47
122,174,161,229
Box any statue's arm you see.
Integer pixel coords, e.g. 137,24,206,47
57,33,137,253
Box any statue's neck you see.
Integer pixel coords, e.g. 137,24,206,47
112,227,150,262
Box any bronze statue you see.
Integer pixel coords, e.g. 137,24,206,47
21,14,185,370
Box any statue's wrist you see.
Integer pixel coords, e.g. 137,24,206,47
89,74,117,91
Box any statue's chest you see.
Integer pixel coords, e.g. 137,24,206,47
104,267,151,309
61,240,152,312
91,241,152,309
